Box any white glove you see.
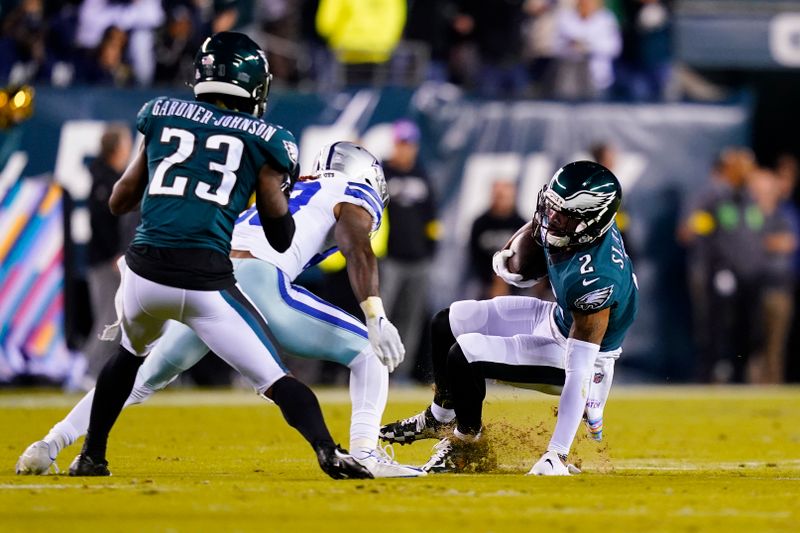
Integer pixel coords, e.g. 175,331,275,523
492,249,537,288
360,297,405,372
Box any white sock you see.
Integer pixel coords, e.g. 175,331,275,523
585,355,615,422
548,339,599,456
43,388,96,455
430,402,455,423
347,349,388,455
41,370,158,457
453,428,481,442
44,421,78,456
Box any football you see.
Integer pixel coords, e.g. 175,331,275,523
507,229,548,281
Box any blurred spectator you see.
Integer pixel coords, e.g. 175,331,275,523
0,0,46,83
213,0,256,34
522,0,558,96
589,141,632,247
83,124,137,384
681,148,762,383
616,0,672,101
468,180,526,298
403,0,459,83
748,168,797,384
552,0,621,99
776,155,800,383
380,119,440,380
43,1,81,85
315,0,406,86
590,140,616,170
76,26,132,86
76,0,164,85
258,0,303,84
154,3,202,85
460,0,528,97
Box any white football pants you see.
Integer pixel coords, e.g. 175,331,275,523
449,296,619,412
119,266,287,395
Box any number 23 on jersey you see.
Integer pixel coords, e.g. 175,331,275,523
149,127,244,206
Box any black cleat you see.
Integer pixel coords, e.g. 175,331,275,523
315,443,373,480
68,454,111,477
380,407,454,445
421,435,496,474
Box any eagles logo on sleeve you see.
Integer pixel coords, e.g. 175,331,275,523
283,140,298,165
574,285,614,311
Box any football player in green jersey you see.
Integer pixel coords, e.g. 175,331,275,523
381,161,639,476
69,32,370,480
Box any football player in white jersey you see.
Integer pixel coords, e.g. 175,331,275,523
17,142,424,479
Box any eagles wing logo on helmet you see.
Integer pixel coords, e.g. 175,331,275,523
562,189,617,213
574,285,614,311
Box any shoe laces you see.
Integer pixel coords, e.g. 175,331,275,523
428,438,453,463
371,443,398,465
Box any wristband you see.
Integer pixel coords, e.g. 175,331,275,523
360,296,386,320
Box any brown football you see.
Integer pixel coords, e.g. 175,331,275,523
507,230,548,281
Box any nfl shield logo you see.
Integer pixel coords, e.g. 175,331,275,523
593,372,604,384
201,55,215,66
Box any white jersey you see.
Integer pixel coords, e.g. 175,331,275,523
230,176,383,280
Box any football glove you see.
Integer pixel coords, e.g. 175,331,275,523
360,297,405,372
281,167,299,198
492,249,537,288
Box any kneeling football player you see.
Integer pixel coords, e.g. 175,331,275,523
380,161,638,475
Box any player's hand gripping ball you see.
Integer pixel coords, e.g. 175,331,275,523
493,230,547,288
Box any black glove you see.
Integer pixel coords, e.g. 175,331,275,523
281,166,299,198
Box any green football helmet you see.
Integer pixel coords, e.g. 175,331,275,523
534,160,622,248
193,32,272,117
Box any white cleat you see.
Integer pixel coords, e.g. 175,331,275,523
16,441,59,475
353,445,427,478
527,451,580,476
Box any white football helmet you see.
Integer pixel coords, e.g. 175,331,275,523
312,142,389,208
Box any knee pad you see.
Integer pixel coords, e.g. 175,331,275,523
449,300,488,338
455,333,489,364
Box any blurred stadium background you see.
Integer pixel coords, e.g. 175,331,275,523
1,0,800,391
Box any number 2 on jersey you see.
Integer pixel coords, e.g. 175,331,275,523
149,127,243,206
578,254,594,274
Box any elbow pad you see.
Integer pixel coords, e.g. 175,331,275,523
263,210,296,253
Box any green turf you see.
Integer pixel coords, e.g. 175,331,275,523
2,386,799,532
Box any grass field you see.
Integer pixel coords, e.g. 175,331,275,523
2,386,799,532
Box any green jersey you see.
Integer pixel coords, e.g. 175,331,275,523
133,97,299,257
545,224,638,351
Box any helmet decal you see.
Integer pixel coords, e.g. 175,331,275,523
535,160,622,249
192,32,271,117
561,189,617,213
